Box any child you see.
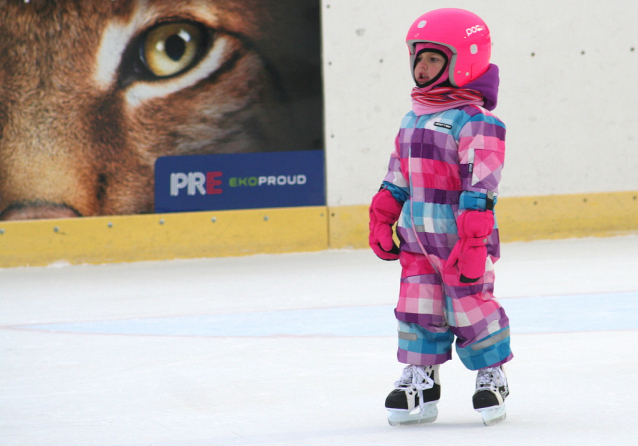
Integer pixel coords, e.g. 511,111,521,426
368,8,513,426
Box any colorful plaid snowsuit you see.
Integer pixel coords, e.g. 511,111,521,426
382,105,513,371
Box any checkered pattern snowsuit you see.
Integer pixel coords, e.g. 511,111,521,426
383,105,513,371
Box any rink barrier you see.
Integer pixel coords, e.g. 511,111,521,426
0,206,329,268
327,190,638,249
0,191,636,267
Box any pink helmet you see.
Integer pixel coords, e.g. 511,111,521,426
406,8,491,87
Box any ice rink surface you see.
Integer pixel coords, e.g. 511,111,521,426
2,235,638,445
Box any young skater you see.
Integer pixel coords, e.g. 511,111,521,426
368,8,513,426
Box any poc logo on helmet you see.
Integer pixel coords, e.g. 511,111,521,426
466,25,484,36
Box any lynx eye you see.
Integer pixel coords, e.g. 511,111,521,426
141,22,205,77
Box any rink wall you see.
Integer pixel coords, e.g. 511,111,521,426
2,190,637,267
0,207,329,268
2,0,638,267
322,0,638,205
329,191,638,250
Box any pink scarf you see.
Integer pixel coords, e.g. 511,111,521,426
411,86,485,115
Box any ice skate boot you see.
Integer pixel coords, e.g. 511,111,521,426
473,365,509,426
385,364,440,426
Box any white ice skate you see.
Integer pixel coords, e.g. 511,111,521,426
473,365,509,426
385,364,440,426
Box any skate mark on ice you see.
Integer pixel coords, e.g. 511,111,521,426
7,291,638,338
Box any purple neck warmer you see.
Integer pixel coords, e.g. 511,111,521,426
464,64,500,111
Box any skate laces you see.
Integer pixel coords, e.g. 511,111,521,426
394,365,435,412
476,366,505,392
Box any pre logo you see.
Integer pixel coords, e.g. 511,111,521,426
170,172,222,196
169,171,308,196
466,25,484,36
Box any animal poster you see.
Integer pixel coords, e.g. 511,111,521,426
0,0,324,221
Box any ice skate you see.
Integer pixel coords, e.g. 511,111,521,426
473,365,509,426
385,364,440,426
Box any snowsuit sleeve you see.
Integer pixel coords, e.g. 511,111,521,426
457,109,506,211
381,133,410,204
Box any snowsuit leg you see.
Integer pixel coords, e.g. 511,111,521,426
395,250,512,371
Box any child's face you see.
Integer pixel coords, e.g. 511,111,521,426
414,51,446,86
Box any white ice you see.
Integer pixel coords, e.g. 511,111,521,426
2,235,638,445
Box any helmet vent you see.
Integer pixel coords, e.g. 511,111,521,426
417,20,427,28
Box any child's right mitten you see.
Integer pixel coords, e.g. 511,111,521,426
368,188,402,260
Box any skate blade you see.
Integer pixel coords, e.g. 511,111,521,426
387,403,438,427
476,403,506,426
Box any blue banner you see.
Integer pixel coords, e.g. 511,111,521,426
154,150,325,213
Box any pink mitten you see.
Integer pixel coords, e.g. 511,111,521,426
369,188,402,260
446,210,494,283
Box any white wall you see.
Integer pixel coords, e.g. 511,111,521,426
321,0,638,206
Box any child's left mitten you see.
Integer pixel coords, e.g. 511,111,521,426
446,210,494,283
